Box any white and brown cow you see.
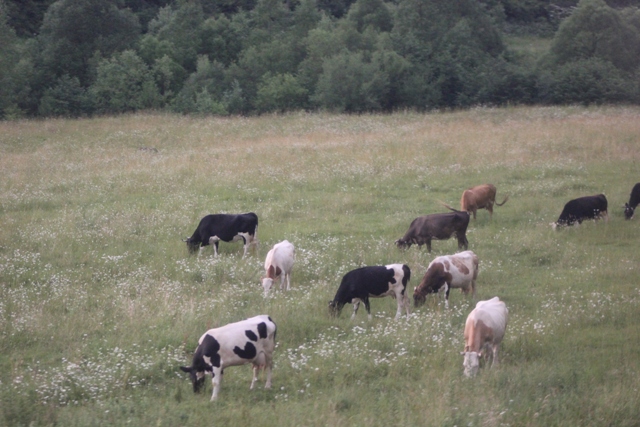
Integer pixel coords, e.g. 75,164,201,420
413,250,479,308
461,297,508,377
460,184,508,220
261,240,295,294
329,264,411,320
180,315,276,402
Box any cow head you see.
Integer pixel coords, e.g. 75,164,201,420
395,238,410,249
413,264,447,307
262,277,274,294
180,366,206,392
183,237,199,253
461,351,481,378
625,203,635,220
328,300,341,317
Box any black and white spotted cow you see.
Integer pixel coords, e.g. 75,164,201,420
328,264,411,320
184,212,258,257
179,315,276,402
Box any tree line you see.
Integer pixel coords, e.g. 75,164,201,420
1,0,639,119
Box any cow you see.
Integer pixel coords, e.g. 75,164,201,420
261,240,295,294
328,264,411,320
624,183,640,220
184,213,258,257
552,194,608,229
395,210,470,253
461,297,508,378
179,315,277,402
460,184,508,220
413,250,479,309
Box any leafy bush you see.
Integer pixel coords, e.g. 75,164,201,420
90,50,161,114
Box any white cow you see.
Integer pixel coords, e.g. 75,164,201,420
461,297,508,377
180,315,277,401
261,240,295,294
413,250,479,308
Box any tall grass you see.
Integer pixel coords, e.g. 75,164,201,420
1,106,640,426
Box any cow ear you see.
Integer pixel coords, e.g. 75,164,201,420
460,351,465,356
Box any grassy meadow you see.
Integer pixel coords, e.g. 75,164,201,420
1,106,640,426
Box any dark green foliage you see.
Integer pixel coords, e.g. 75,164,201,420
38,74,92,117
256,73,308,112
90,50,161,114
538,58,637,104
549,0,640,72
2,0,640,118
37,0,141,86
537,0,640,104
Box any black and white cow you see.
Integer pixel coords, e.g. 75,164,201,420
552,194,608,228
184,213,258,257
180,315,277,402
624,183,640,220
328,264,411,320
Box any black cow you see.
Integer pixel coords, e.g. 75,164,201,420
624,183,640,220
184,213,258,256
395,210,470,253
179,315,276,402
328,264,411,320
553,194,608,228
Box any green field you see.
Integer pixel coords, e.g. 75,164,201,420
1,106,640,426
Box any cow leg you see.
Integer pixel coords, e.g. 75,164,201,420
251,364,260,390
444,284,450,309
351,300,360,320
364,298,372,321
491,344,499,368
210,367,223,402
403,293,411,318
264,356,273,389
285,273,290,291
426,239,432,253
213,241,220,257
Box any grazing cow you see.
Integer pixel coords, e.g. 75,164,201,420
261,240,295,294
395,210,470,253
624,183,640,220
328,264,411,320
413,251,479,308
460,184,509,220
552,194,608,228
184,213,258,257
461,297,508,378
179,315,277,402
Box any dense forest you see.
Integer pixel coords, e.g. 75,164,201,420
1,0,639,118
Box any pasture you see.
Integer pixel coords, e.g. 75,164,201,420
1,106,639,426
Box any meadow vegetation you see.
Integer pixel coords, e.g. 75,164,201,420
1,106,640,426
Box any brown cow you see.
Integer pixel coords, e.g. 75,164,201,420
460,184,508,220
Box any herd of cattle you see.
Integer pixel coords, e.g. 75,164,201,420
179,182,640,401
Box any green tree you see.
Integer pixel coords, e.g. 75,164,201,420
147,1,204,72
171,56,228,114
38,74,92,117
90,50,161,114
0,0,20,118
312,51,385,112
548,0,640,73
37,0,141,86
255,72,308,112
346,0,393,33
